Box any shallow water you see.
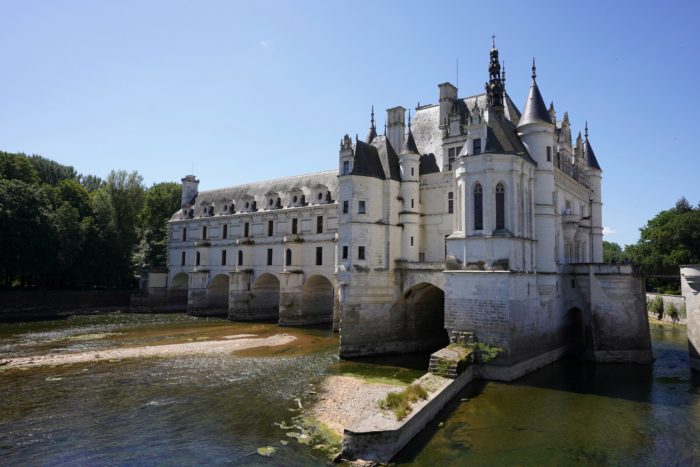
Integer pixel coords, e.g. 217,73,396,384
1,314,698,465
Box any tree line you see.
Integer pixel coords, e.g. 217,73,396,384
603,197,700,293
0,151,180,289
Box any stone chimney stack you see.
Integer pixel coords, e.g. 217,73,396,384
386,106,406,153
181,175,199,207
438,82,458,129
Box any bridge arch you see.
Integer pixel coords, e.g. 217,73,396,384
206,273,230,311
565,306,586,356
168,272,189,309
171,272,188,289
301,274,334,325
250,273,281,321
387,282,449,353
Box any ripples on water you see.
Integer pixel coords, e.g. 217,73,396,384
1,314,699,466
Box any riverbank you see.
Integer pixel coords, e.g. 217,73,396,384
0,333,295,369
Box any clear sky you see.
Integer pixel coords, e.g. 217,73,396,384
1,0,698,246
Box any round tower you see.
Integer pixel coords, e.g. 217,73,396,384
517,59,556,272
399,117,421,262
584,122,603,263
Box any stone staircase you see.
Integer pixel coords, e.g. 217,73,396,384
428,331,475,378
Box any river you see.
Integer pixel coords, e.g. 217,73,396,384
1,313,698,465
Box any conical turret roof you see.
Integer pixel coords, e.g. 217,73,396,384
584,123,601,171
518,59,552,128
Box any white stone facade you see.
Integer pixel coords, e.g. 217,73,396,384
165,46,650,369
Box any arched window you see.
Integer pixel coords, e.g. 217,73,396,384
474,183,483,230
237,250,243,266
196,251,201,266
285,249,292,266
496,183,505,230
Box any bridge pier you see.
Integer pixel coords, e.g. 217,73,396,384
187,271,209,316
228,270,255,320
681,265,700,371
278,272,305,326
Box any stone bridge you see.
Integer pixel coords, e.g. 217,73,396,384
168,267,339,328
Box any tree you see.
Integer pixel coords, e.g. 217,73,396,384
603,241,628,263
0,152,39,184
134,182,181,269
29,155,77,185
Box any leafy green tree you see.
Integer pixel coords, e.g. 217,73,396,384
134,182,181,268
78,173,104,192
0,152,39,183
603,241,628,263
29,155,77,185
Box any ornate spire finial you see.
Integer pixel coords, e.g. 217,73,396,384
585,120,589,139
408,109,412,129
370,105,375,128
384,122,387,136
501,61,506,83
531,57,537,80
491,34,496,49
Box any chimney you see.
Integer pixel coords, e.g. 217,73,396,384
181,175,199,207
438,82,458,129
386,106,406,153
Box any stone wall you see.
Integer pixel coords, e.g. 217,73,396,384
0,290,132,321
646,293,686,323
680,265,700,371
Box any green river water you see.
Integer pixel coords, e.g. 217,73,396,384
0,313,698,465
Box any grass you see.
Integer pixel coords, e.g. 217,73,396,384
379,383,429,420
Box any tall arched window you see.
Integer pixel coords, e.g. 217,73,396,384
474,183,483,230
237,250,243,266
285,248,292,266
496,183,505,230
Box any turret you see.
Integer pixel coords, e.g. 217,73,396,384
584,122,603,263
398,113,421,261
366,106,377,144
181,175,199,207
517,59,556,272
386,106,406,154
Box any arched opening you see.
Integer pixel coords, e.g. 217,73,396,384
495,182,505,230
474,183,483,230
250,273,280,321
206,274,229,313
565,307,586,357
300,275,334,326
387,282,449,354
168,272,188,310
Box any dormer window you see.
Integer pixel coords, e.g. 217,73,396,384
342,161,350,175
473,138,482,155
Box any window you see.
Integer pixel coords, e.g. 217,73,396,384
221,250,227,265
316,247,323,265
223,224,228,239
202,226,207,240
473,139,481,155
342,161,350,175
474,183,483,230
410,236,414,246
269,198,274,206
291,218,298,234
181,251,186,266
448,147,455,169
285,249,292,266
293,195,298,203
411,167,415,176
267,248,273,265
244,222,249,237
316,216,323,234
237,250,243,266
448,192,454,214
358,201,366,214
268,220,274,236
318,192,323,201
496,183,505,230
196,251,201,266
546,146,552,162
411,198,414,208
358,246,365,260
343,200,349,214
342,246,348,259
182,228,187,241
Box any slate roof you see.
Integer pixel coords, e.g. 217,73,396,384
585,138,602,171
352,139,386,180
170,170,338,220
484,110,534,163
405,127,420,154
419,153,440,175
370,135,401,181
518,78,553,128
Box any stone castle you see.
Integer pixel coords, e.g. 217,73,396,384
163,45,651,378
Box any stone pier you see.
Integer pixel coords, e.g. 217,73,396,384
680,265,700,371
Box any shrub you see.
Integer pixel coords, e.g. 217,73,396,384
379,383,429,420
650,296,664,320
666,302,679,323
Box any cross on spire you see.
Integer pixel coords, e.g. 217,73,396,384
491,34,496,49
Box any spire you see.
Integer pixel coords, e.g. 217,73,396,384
584,121,601,171
404,110,419,154
366,106,377,143
501,61,506,84
517,57,553,128
485,40,505,112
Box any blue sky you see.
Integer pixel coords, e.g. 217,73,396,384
1,0,698,246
